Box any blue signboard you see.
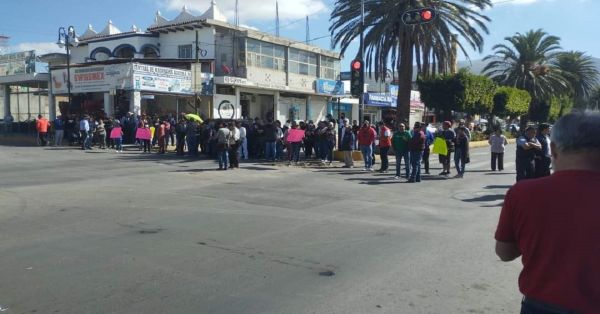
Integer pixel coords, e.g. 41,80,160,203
364,93,397,107
316,79,344,95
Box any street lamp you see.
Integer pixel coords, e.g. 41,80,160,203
56,26,78,112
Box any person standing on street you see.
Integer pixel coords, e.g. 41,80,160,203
175,119,187,156
377,122,392,173
453,127,470,178
439,121,456,176
79,115,91,150
96,119,107,149
53,115,65,146
392,123,411,180
495,111,600,314
237,121,248,160
408,122,426,183
186,120,198,157
110,122,123,153
340,119,355,168
36,114,50,147
262,120,278,162
228,122,240,169
216,123,231,170
357,120,377,171
535,123,552,178
157,121,167,154
285,121,305,165
489,129,508,171
422,125,434,174
516,126,541,181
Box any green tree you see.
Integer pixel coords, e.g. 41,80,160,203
587,86,600,110
492,86,531,117
548,94,574,122
417,70,497,119
552,51,600,108
330,0,492,123
483,29,569,122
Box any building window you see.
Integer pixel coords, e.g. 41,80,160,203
320,56,340,80
178,45,193,59
289,48,317,76
245,38,285,71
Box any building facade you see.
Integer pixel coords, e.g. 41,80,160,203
43,2,348,122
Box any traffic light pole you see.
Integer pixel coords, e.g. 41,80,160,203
359,0,365,124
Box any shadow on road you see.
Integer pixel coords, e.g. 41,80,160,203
484,185,512,189
462,194,506,203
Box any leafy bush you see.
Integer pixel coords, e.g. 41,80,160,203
493,86,531,117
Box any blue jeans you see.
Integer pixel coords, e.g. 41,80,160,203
218,150,229,169
395,150,410,177
360,144,373,169
289,142,301,162
325,142,334,162
265,141,276,161
114,138,122,151
187,137,198,156
409,151,423,182
276,141,284,160
454,148,466,175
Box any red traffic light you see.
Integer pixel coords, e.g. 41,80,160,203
420,9,433,21
402,7,437,25
351,60,362,70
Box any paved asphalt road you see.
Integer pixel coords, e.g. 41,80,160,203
0,144,523,314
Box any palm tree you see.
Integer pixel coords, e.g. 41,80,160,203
483,29,569,122
553,51,600,108
589,86,600,110
330,0,492,123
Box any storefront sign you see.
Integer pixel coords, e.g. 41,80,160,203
364,93,396,107
133,64,192,94
0,50,47,77
315,79,344,95
51,63,199,95
52,63,132,94
216,76,253,86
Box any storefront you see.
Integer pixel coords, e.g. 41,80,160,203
50,62,210,118
363,85,425,126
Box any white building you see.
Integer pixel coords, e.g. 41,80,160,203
44,1,349,122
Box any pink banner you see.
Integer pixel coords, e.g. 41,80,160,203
286,129,305,143
135,128,152,140
110,127,123,139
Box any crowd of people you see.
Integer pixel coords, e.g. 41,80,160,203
34,110,559,182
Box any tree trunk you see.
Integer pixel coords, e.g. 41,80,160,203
396,29,414,126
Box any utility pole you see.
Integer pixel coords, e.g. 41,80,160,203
359,0,365,124
195,30,200,113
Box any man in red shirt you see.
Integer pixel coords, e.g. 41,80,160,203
36,114,51,147
357,120,377,171
377,121,392,173
495,111,600,314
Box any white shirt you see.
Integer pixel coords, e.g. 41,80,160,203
239,126,247,139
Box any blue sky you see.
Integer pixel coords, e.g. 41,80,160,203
1,0,598,67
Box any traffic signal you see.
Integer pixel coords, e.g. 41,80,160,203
402,8,437,25
350,58,364,97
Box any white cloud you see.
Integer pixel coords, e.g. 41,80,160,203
7,42,63,55
159,0,328,22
